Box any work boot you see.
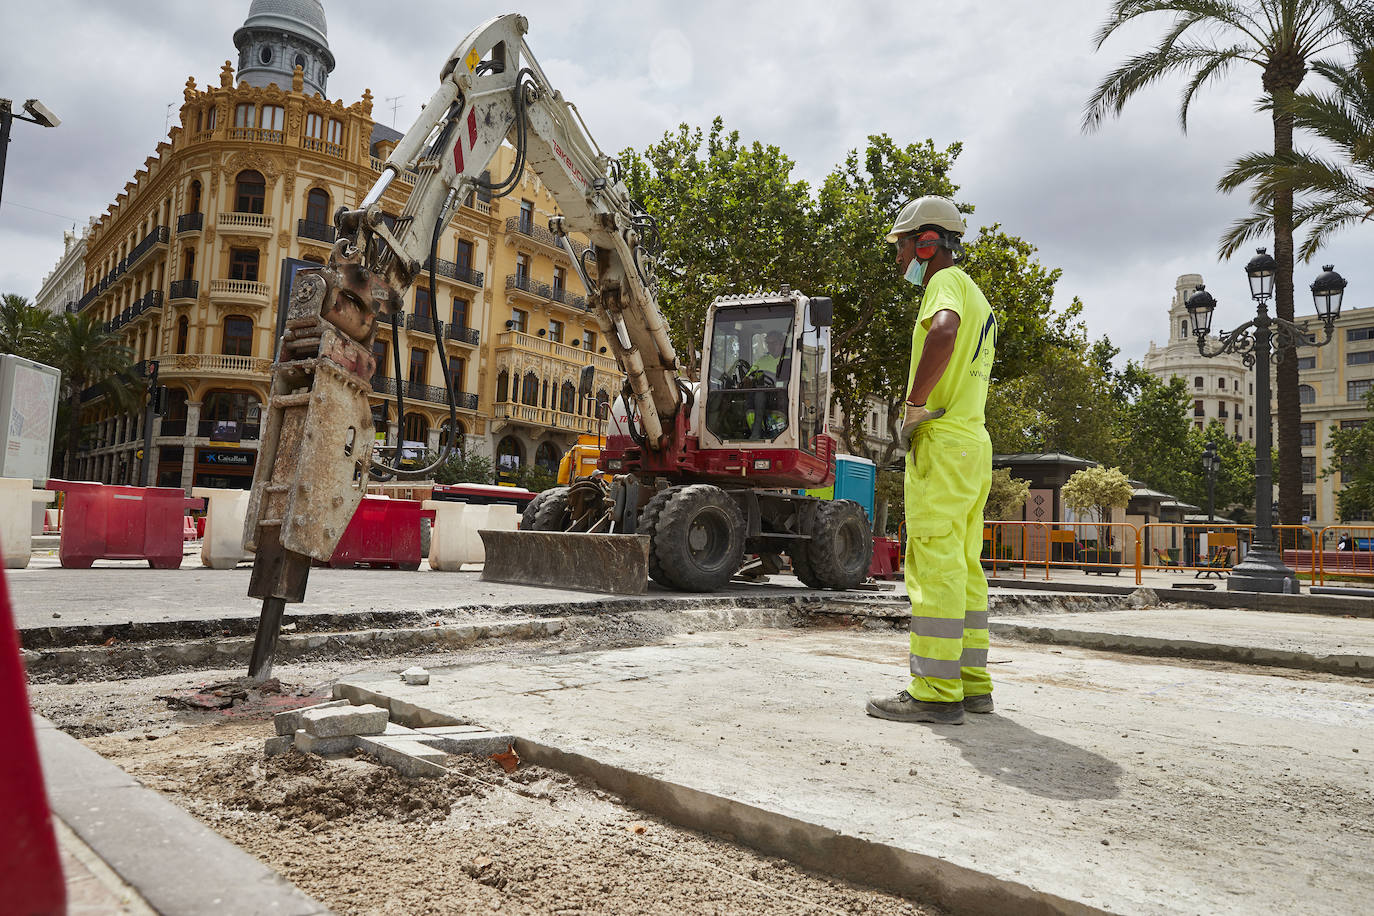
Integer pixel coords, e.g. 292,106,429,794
962,693,994,714
865,690,964,725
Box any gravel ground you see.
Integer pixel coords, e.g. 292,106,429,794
33,660,942,916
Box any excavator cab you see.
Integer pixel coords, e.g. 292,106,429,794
700,292,831,457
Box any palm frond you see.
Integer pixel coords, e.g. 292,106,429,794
1218,210,1277,259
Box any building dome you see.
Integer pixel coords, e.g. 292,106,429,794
233,0,335,97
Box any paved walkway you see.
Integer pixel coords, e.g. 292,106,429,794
339,627,1374,916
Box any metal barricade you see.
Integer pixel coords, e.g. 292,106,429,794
1315,525,1374,585
1274,524,1320,578
981,521,1051,581
1051,521,1143,584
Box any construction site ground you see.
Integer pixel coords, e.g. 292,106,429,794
16,558,1374,915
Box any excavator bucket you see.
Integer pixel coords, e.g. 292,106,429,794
478,531,650,595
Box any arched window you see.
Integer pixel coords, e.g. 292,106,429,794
521,372,539,406
305,188,329,226
234,170,265,213
496,435,523,482
595,388,610,418
222,315,253,356
1181,320,1188,336
1299,384,1316,405
535,442,560,472
439,419,466,452
203,389,260,441
496,370,509,403
188,180,202,213
175,316,189,354
559,381,576,414
1194,376,1204,389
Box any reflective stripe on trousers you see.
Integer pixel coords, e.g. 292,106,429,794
904,431,993,702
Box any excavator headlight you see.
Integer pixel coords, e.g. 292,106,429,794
608,459,624,471
753,459,771,470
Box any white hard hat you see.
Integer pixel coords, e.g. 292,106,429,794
886,196,966,243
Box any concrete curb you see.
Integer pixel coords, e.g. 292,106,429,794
990,621,1374,678
32,715,333,916
988,576,1374,617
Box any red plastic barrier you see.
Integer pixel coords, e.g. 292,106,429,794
45,480,204,569
868,536,900,580
195,516,207,539
0,555,67,914
327,496,435,570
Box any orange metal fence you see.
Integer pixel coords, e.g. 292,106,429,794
1312,525,1374,584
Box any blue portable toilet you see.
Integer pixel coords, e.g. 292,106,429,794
833,454,876,521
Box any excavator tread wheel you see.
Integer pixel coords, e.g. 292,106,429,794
520,488,562,530
793,499,872,590
526,486,572,531
650,484,746,593
636,486,679,586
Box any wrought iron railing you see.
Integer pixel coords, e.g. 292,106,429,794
177,212,203,233
169,279,198,301
297,219,336,243
445,324,480,346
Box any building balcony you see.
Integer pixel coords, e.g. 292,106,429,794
493,402,599,435
445,324,480,347
209,278,271,309
218,212,272,233
406,312,436,336
548,285,588,311
227,127,284,145
424,256,484,288
370,375,479,410
506,273,552,303
177,212,203,234
297,219,336,244
77,287,100,311
504,216,588,258
127,290,163,324
495,330,618,373
196,420,261,440
127,225,170,269
160,353,272,379
169,279,198,302
301,136,346,158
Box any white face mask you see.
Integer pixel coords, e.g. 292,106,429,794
904,257,928,287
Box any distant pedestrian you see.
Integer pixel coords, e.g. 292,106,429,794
1337,534,1351,552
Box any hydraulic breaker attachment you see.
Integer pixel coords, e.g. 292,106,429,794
243,245,398,679
479,531,650,595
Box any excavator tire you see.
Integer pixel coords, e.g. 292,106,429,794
520,487,565,530
793,499,872,590
527,486,572,531
636,486,679,586
651,484,746,592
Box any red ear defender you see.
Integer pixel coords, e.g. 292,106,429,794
913,229,942,261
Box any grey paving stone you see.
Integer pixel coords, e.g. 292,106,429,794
300,703,388,738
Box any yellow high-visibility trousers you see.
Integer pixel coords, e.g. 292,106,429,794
903,428,993,703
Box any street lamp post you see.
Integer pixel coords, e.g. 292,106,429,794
1185,250,1347,593
1202,440,1217,523
0,98,61,209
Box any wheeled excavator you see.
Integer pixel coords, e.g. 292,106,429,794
242,14,872,679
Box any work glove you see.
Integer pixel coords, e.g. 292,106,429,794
901,403,945,450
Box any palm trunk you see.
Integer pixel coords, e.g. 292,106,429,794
62,387,82,480
1270,94,1302,526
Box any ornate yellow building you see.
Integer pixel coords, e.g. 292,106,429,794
75,0,614,489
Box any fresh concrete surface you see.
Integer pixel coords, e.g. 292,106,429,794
339,628,1374,916
994,607,1374,676
33,715,332,916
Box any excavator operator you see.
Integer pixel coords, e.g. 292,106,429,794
752,330,787,381
866,196,996,727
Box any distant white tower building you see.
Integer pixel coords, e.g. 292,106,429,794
1143,274,1255,443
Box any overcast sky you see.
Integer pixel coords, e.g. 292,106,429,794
2,0,1367,365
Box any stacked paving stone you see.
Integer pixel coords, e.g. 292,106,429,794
267,699,512,778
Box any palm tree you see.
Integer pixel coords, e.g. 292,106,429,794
47,313,136,478
1083,0,1362,525
1219,17,1374,260
0,293,57,362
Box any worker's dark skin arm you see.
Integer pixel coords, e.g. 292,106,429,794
906,309,960,405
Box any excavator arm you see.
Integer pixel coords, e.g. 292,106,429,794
340,13,682,446
243,14,680,679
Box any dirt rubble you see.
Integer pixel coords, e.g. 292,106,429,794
40,664,941,916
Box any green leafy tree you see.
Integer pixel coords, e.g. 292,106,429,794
1183,421,1259,517
427,438,495,485
1113,364,1194,495
509,462,557,494
1220,11,1374,260
48,313,136,477
985,468,1032,521
0,294,56,362
985,345,1121,463
619,118,816,378
1061,466,1135,545
1324,390,1374,520
1084,0,1364,526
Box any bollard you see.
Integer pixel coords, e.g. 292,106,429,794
0,478,54,569
193,487,254,570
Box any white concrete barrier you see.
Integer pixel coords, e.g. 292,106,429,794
192,487,253,569
423,501,521,571
0,477,54,569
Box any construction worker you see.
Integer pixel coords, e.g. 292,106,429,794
752,330,787,381
866,196,996,726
